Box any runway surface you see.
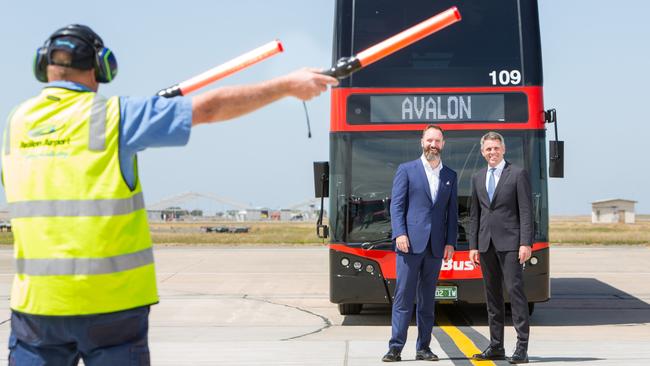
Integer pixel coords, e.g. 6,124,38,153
0,246,648,365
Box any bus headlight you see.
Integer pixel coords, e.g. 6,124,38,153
353,261,362,270
365,264,375,273
530,256,538,266
341,257,350,267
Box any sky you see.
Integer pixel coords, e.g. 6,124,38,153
0,0,648,215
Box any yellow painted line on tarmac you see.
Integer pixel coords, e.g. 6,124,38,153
436,310,496,366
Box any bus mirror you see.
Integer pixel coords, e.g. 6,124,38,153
313,161,329,198
317,224,329,239
313,161,329,239
549,140,564,178
545,108,564,178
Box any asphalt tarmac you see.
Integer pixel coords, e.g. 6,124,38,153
0,246,648,365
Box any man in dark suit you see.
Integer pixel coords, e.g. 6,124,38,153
469,131,533,364
382,125,457,362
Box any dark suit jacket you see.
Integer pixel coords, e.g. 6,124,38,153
469,161,533,252
390,159,458,257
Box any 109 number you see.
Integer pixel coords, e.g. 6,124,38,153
488,70,521,85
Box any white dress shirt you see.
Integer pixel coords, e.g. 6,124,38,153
485,159,506,193
420,155,442,202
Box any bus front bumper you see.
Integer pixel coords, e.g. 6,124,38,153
330,247,550,305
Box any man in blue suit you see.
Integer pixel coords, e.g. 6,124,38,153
382,125,458,362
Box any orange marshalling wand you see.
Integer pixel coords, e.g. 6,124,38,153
323,6,461,79
158,40,284,98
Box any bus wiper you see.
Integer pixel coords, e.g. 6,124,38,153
361,237,394,250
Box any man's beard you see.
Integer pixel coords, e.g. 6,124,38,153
423,146,441,161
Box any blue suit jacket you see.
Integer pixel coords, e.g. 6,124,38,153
390,159,458,257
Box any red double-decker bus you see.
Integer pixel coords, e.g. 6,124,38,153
314,0,562,315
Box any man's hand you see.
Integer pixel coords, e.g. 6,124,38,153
282,68,339,101
396,235,410,253
518,245,532,264
469,249,480,266
443,245,454,261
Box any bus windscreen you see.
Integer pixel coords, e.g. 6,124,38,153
329,131,548,247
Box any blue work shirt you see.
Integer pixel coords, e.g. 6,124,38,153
45,81,192,189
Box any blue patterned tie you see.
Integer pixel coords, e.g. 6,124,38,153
488,167,496,202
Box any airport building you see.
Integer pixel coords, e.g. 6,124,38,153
591,199,637,224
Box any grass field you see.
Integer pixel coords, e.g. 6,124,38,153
549,216,650,245
149,221,325,245
0,217,648,246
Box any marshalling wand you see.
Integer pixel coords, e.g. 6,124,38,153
302,7,461,137
322,6,461,79
157,40,284,98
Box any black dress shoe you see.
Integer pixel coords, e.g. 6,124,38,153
506,348,528,364
382,348,402,362
472,346,506,360
415,348,439,361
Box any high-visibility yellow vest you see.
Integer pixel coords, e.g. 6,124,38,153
1,87,158,316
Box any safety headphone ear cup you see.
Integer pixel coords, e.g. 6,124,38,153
34,46,49,83
94,47,118,83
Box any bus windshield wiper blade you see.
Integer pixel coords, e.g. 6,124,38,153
361,238,394,250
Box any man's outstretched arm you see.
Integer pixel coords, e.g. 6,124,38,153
192,68,337,125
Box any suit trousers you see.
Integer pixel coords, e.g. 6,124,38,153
389,250,442,351
479,243,529,350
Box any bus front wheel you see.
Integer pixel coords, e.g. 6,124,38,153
338,303,363,315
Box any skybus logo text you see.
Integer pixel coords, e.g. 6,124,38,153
441,260,476,271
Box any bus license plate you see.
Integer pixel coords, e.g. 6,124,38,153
435,286,457,300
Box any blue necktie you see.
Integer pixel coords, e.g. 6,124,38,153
488,167,496,202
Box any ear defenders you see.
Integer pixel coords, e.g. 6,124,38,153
34,24,118,83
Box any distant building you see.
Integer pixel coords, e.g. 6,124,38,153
147,210,163,222
242,209,269,221
591,199,637,224
146,206,314,222
0,209,10,232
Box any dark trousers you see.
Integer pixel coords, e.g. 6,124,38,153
8,306,150,366
479,243,529,350
389,250,442,351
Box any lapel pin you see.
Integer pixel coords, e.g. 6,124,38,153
446,181,450,186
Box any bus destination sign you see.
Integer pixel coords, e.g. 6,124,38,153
346,93,528,124
373,94,503,122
